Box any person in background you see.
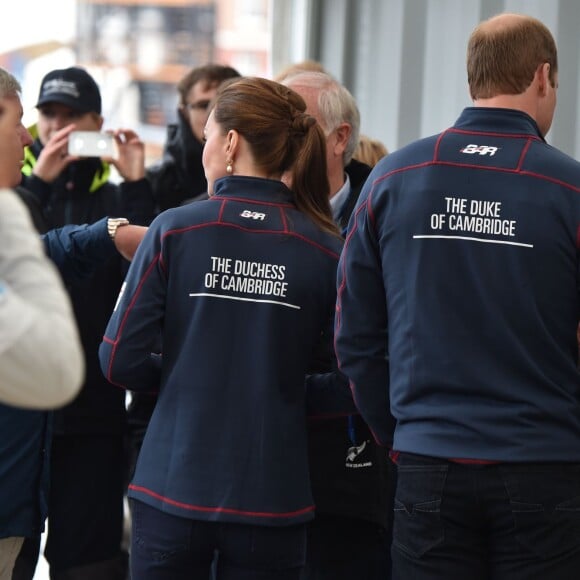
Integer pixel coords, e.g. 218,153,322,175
281,70,393,579
125,64,242,508
335,13,580,580
146,63,241,212
16,66,153,580
0,66,145,580
129,63,241,488
353,134,388,168
274,59,326,83
100,76,343,579
281,71,373,233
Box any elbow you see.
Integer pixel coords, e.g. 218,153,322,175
50,354,84,409
98,342,152,391
46,332,85,409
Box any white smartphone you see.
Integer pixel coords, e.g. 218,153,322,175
68,131,116,158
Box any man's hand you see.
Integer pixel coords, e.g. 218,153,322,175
108,129,146,182
113,225,148,261
32,124,79,183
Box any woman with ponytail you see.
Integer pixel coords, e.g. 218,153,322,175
99,77,344,579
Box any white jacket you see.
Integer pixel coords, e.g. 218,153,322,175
0,189,84,409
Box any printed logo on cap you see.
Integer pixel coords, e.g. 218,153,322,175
42,79,80,99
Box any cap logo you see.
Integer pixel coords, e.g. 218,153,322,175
42,78,80,99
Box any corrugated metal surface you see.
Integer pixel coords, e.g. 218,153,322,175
272,0,580,158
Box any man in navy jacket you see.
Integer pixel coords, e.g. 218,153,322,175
335,13,580,580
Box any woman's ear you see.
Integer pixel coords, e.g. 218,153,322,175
226,129,239,157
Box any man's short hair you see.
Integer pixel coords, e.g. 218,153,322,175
177,64,241,105
467,13,558,100
283,71,360,167
0,68,21,100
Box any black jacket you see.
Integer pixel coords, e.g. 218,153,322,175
307,159,392,529
146,113,207,213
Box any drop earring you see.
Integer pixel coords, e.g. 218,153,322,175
226,159,233,174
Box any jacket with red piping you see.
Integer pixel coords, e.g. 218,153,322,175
335,107,580,462
99,175,344,525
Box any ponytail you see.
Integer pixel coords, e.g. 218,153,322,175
214,77,341,238
289,116,341,238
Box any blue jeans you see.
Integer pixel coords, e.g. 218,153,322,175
130,500,306,579
392,452,580,580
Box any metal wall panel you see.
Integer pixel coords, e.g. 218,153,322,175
271,0,580,158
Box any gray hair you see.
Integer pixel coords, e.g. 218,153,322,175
283,71,360,166
0,68,21,99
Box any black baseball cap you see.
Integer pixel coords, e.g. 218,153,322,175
36,67,102,114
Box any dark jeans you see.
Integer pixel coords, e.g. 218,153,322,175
392,452,580,580
130,500,306,580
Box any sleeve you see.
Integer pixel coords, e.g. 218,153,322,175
0,188,84,409
42,218,117,285
98,215,167,391
305,312,357,415
305,370,356,415
334,183,395,446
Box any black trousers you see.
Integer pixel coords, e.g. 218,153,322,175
13,433,127,580
302,514,391,580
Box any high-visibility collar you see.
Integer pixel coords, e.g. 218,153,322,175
22,143,111,193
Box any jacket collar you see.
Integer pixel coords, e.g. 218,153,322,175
454,107,545,142
212,176,295,205
164,113,204,165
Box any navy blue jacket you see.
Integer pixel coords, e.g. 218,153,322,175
100,176,343,526
43,218,117,285
0,407,49,539
335,107,580,462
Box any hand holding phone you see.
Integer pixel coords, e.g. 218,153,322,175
68,131,116,158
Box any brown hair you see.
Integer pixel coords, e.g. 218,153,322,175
214,77,339,238
467,14,558,100
177,64,241,106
